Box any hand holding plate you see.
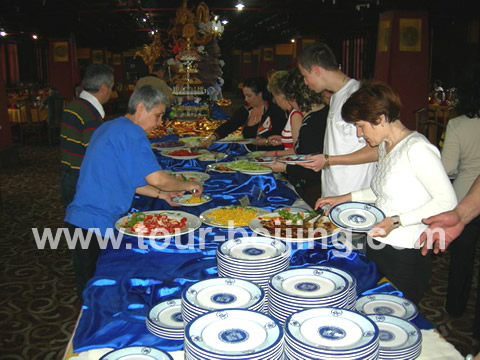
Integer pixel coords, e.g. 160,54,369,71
297,153,325,172
367,217,394,237
263,160,286,173
158,191,184,207
314,193,351,214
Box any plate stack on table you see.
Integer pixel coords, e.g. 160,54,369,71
181,277,265,324
184,309,284,360
355,294,418,321
268,267,351,325
216,236,290,305
145,299,184,341
284,308,380,360
308,265,358,309
367,315,422,359
100,346,173,360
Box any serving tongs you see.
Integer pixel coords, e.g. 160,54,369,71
304,207,325,224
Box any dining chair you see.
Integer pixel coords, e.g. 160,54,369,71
414,107,445,147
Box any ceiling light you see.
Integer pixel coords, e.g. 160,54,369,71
290,38,295,43
235,1,245,10
32,34,38,39
221,19,229,25
142,17,147,22
0,31,6,36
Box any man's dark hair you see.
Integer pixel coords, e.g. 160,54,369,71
298,42,339,72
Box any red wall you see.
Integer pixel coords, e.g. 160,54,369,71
374,11,429,130
48,38,78,100
0,63,12,150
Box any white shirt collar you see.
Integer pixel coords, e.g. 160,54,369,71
79,90,105,118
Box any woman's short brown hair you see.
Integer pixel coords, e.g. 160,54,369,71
341,81,402,124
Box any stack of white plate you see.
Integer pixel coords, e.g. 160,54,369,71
284,308,380,360
181,277,265,324
100,346,173,359
355,294,418,320
184,309,284,360
145,299,184,341
268,267,350,325
367,314,422,359
216,236,290,299
308,265,358,309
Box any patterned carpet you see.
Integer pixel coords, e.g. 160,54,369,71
0,144,479,359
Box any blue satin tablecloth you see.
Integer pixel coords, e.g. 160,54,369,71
72,135,433,353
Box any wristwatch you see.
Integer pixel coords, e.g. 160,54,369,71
392,215,401,229
324,154,330,169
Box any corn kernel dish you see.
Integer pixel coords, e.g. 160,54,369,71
200,206,269,228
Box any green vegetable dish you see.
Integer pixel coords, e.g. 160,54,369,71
228,160,270,171
125,212,145,227
277,208,316,223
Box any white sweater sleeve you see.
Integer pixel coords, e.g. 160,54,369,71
351,188,377,203
400,141,457,226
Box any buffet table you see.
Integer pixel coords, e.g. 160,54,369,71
62,136,463,360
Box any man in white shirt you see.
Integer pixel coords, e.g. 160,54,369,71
297,42,377,197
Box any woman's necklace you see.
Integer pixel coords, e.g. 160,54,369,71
387,126,411,152
249,105,264,125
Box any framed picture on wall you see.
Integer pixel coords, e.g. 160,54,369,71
263,48,274,61
243,52,251,63
399,18,422,52
92,50,104,63
377,20,390,52
53,42,69,62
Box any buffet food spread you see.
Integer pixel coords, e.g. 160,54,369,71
147,119,242,139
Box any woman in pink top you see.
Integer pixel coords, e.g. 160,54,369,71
264,70,304,157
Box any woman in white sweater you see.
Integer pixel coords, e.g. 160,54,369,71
316,81,457,303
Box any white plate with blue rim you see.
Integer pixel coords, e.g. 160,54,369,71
355,294,418,321
270,268,348,299
183,278,263,311
329,201,385,232
185,309,283,355
100,346,173,360
286,307,379,351
277,154,315,165
147,299,184,329
366,314,422,353
219,236,287,261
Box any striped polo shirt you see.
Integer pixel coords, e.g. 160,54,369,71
60,99,103,174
